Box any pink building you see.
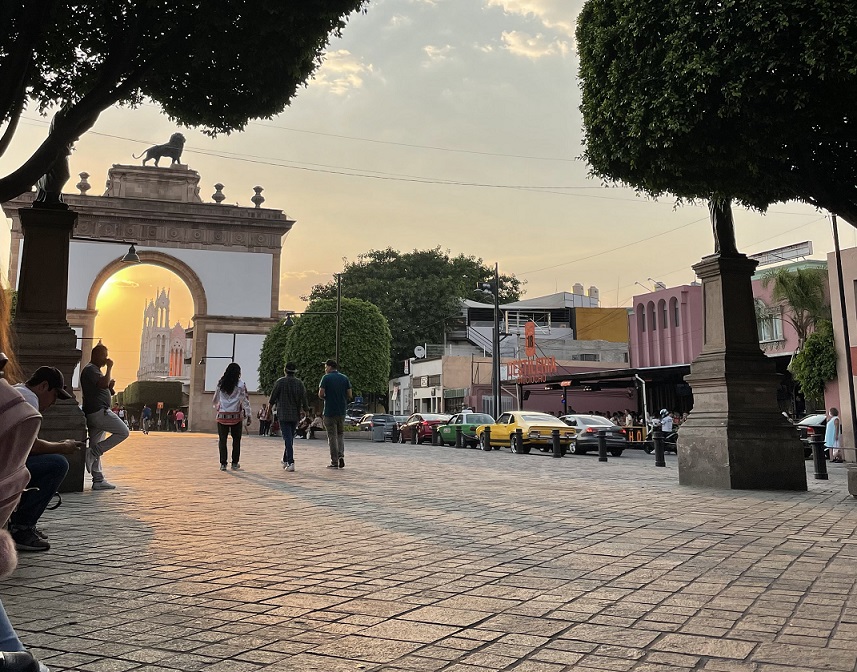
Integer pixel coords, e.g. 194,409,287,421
629,285,704,367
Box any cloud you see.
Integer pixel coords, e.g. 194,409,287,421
280,270,330,280
484,0,578,37
313,50,375,95
387,14,413,28
112,279,140,289
422,44,454,67
500,30,571,59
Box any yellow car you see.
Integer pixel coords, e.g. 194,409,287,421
476,411,576,454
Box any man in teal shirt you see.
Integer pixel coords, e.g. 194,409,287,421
318,359,352,469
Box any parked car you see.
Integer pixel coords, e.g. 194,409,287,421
796,413,829,459
560,414,627,456
357,413,395,432
475,411,576,454
437,412,495,448
385,415,410,441
398,413,451,444
345,404,367,426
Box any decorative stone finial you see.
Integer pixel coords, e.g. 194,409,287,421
251,186,265,209
76,172,91,195
212,183,226,204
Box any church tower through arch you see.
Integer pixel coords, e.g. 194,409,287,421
138,288,189,383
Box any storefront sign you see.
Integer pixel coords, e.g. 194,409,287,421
506,356,557,384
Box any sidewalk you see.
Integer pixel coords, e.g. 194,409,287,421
3,432,857,671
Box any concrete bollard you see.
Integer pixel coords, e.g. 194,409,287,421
653,429,666,467
455,426,463,448
597,429,608,462
482,426,492,451
810,432,828,480
551,429,562,458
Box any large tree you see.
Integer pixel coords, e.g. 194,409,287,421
0,0,367,202
761,266,830,348
283,297,390,397
307,248,523,372
576,0,857,226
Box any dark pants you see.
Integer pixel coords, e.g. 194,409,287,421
281,421,297,464
10,454,69,529
217,423,242,465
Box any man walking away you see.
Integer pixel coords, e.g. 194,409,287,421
318,359,352,469
141,404,152,434
81,343,129,490
269,362,309,471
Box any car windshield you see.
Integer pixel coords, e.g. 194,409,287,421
578,416,616,426
372,415,393,422
521,414,562,423
463,414,494,424
797,414,827,425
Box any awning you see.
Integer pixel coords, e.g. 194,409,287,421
538,365,691,390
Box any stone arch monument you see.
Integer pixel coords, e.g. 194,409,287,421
3,163,293,431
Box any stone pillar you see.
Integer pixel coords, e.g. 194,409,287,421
678,254,807,490
13,207,87,493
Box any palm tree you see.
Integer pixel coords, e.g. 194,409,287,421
761,267,830,348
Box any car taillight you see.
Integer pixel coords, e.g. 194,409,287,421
620,428,626,435
422,421,430,426
806,427,814,435
586,427,596,433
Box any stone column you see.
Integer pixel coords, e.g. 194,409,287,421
678,253,807,490
13,207,87,492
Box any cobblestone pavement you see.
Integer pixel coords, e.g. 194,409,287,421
3,432,857,671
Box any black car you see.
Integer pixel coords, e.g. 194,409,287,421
560,414,627,456
358,413,395,432
796,413,828,459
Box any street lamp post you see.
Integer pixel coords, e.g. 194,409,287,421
479,263,502,417
284,274,343,362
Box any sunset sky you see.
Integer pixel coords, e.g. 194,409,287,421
2,0,850,391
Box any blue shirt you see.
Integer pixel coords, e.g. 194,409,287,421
319,371,351,417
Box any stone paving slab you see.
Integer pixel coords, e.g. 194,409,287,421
2,433,856,671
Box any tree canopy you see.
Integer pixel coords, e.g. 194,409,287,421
283,297,390,397
0,0,367,202
258,319,290,396
576,0,857,226
761,266,830,346
307,248,523,373
790,319,837,403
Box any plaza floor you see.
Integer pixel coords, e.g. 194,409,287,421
3,432,857,671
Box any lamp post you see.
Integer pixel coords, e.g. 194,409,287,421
479,263,502,417
284,274,342,362
831,213,857,459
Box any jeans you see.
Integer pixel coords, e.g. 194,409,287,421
280,421,297,464
323,415,345,464
0,600,23,652
142,417,150,433
10,454,69,529
217,423,242,465
86,408,130,478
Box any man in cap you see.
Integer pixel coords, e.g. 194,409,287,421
269,362,310,471
11,366,84,552
318,359,352,469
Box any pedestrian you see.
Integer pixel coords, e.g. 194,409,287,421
81,343,128,490
318,359,352,469
269,362,310,472
213,362,251,471
141,404,152,434
826,407,843,463
167,408,175,432
117,405,126,427
257,404,269,436
10,366,83,552
175,408,185,432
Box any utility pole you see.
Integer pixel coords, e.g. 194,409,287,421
831,214,857,458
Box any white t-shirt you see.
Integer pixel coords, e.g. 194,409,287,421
13,384,40,413
661,415,674,432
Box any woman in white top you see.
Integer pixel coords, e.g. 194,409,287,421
825,407,843,463
212,362,251,471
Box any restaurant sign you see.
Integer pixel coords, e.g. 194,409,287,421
506,356,557,384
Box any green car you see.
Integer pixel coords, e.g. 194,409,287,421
437,412,495,448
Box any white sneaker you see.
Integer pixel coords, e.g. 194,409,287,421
92,480,116,491
286,463,295,472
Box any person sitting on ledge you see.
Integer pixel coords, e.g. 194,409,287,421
308,414,324,439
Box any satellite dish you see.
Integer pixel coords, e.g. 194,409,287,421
414,346,426,359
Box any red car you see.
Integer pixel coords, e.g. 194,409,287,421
398,413,450,444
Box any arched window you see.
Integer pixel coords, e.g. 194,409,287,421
670,297,679,327
647,302,656,331
755,299,784,342
637,304,646,332
658,299,667,329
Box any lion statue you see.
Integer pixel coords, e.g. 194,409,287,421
133,132,186,167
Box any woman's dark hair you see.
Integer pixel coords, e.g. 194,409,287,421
217,362,241,394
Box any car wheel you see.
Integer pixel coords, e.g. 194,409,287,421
569,442,586,455
510,434,521,454
479,433,492,451
610,448,624,457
